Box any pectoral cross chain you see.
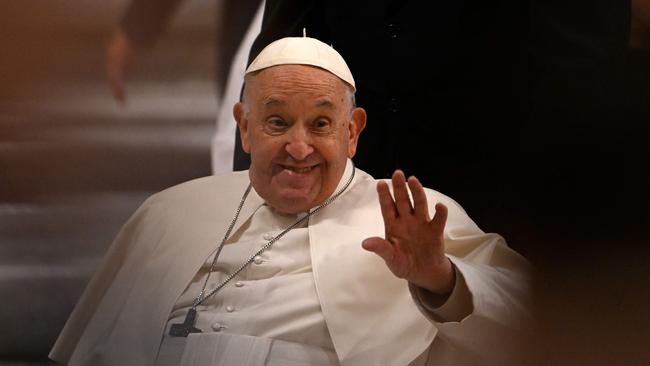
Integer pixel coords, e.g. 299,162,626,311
169,308,202,337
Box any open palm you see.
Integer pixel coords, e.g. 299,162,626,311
362,170,454,294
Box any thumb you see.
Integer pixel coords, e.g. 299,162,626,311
362,237,394,263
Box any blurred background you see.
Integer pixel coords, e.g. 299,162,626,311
1,1,218,364
0,1,649,365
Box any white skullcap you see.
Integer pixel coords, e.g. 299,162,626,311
246,36,356,91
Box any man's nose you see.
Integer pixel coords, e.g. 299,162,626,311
284,127,314,160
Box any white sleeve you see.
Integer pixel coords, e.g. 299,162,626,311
410,190,534,366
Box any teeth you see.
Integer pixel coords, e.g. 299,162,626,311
284,166,312,173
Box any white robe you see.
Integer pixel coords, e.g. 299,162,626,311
50,162,532,366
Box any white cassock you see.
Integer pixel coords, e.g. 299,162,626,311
49,160,532,366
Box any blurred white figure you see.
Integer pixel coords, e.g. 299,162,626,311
211,2,264,174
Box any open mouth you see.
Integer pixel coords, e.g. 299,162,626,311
280,164,316,174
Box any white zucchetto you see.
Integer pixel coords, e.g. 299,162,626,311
246,36,356,91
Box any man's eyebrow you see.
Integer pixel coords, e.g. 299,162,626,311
263,98,286,107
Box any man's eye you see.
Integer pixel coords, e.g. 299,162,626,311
267,118,288,129
313,119,331,130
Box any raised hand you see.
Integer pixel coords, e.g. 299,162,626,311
362,170,455,294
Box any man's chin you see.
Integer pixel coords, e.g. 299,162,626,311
272,189,317,214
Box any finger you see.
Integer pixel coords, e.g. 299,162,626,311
391,170,413,216
106,47,127,104
106,30,132,104
407,176,430,221
429,203,448,235
377,181,397,222
362,237,395,263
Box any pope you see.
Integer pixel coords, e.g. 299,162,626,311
50,36,532,366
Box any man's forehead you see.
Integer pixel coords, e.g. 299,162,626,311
260,96,337,109
247,65,345,97
243,64,352,112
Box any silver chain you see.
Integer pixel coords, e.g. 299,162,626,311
193,183,252,308
193,164,356,308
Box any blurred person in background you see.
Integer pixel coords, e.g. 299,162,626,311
105,0,263,174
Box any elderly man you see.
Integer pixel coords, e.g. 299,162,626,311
50,37,531,366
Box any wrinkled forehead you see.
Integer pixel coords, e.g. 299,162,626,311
243,64,354,107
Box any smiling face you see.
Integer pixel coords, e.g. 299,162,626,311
234,64,366,214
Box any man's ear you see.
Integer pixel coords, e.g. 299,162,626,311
233,102,251,153
347,107,367,158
